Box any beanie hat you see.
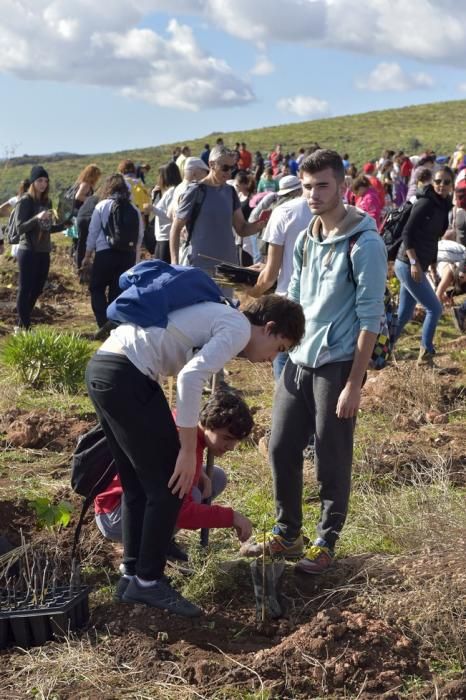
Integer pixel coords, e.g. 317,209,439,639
30,165,49,183
363,162,375,175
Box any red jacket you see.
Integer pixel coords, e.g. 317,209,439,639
94,426,234,530
238,149,252,171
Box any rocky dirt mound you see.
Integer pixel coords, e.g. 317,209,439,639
1,409,92,451
88,603,429,699
243,606,428,698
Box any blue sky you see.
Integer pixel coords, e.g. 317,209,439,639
0,1,464,156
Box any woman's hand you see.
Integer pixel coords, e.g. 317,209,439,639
36,210,51,221
168,449,196,499
410,261,423,283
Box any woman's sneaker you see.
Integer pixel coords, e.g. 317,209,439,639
114,575,132,601
240,528,304,559
295,544,334,575
122,576,201,617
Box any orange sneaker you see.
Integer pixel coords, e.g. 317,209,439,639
240,530,304,559
295,544,334,574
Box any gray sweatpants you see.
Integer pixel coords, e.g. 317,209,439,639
269,358,355,549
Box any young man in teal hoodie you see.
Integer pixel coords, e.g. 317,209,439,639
242,149,387,573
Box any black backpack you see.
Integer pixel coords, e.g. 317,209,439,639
380,200,413,260
104,197,140,252
70,424,117,558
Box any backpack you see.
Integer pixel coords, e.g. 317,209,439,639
348,232,398,370
5,203,20,244
104,198,140,252
70,423,117,559
57,184,79,223
125,177,151,212
380,200,413,260
107,259,235,328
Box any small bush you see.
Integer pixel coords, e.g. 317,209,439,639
2,328,92,393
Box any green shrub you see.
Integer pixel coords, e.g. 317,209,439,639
2,328,92,393
29,497,73,529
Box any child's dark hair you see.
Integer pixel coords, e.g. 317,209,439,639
199,391,253,439
242,294,305,349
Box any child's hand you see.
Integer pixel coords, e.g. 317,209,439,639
233,511,253,542
199,472,212,500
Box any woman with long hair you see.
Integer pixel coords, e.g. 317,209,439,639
395,165,454,366
82,174,143,338
148,161,182,262
74,164,102,211
15,166,67,330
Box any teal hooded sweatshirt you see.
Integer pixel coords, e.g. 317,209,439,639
288,206,387,368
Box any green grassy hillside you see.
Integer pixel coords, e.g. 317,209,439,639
1,98,465,202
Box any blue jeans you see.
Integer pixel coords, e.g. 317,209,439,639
394,259,442,353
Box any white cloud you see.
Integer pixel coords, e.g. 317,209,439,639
0,0,464,116
0,1,254,110
206,0,326,41
458,82,466,93
250,55,275,76
155,0,466,68
277,95,329,117
356,62,434,91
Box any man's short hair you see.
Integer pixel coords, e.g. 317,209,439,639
300,149,345,183
199,391,253,439
209,145,235,163
242,295,305,349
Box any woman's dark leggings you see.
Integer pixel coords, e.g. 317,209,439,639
85,353,182,580
89,249,135,327
16,249,50,329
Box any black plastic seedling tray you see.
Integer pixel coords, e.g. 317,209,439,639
0,585,90,649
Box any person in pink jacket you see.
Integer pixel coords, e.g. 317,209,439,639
352,175,382,230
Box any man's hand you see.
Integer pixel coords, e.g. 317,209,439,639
233,511,253,542
199,472,212,500
336,383,361,419
168,449,196,499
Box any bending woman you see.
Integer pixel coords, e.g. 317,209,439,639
394,166,453,365
15,166,67,330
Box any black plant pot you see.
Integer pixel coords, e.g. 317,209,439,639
0,586,90,649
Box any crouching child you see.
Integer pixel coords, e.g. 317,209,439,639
94,391,254,555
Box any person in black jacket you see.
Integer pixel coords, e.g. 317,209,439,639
394,166,453,365
15,166,68,330
76,194,99,271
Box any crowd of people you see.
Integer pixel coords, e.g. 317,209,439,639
0,138,465,618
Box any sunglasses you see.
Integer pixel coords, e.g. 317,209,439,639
433,178,452,186
217,163,234,172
